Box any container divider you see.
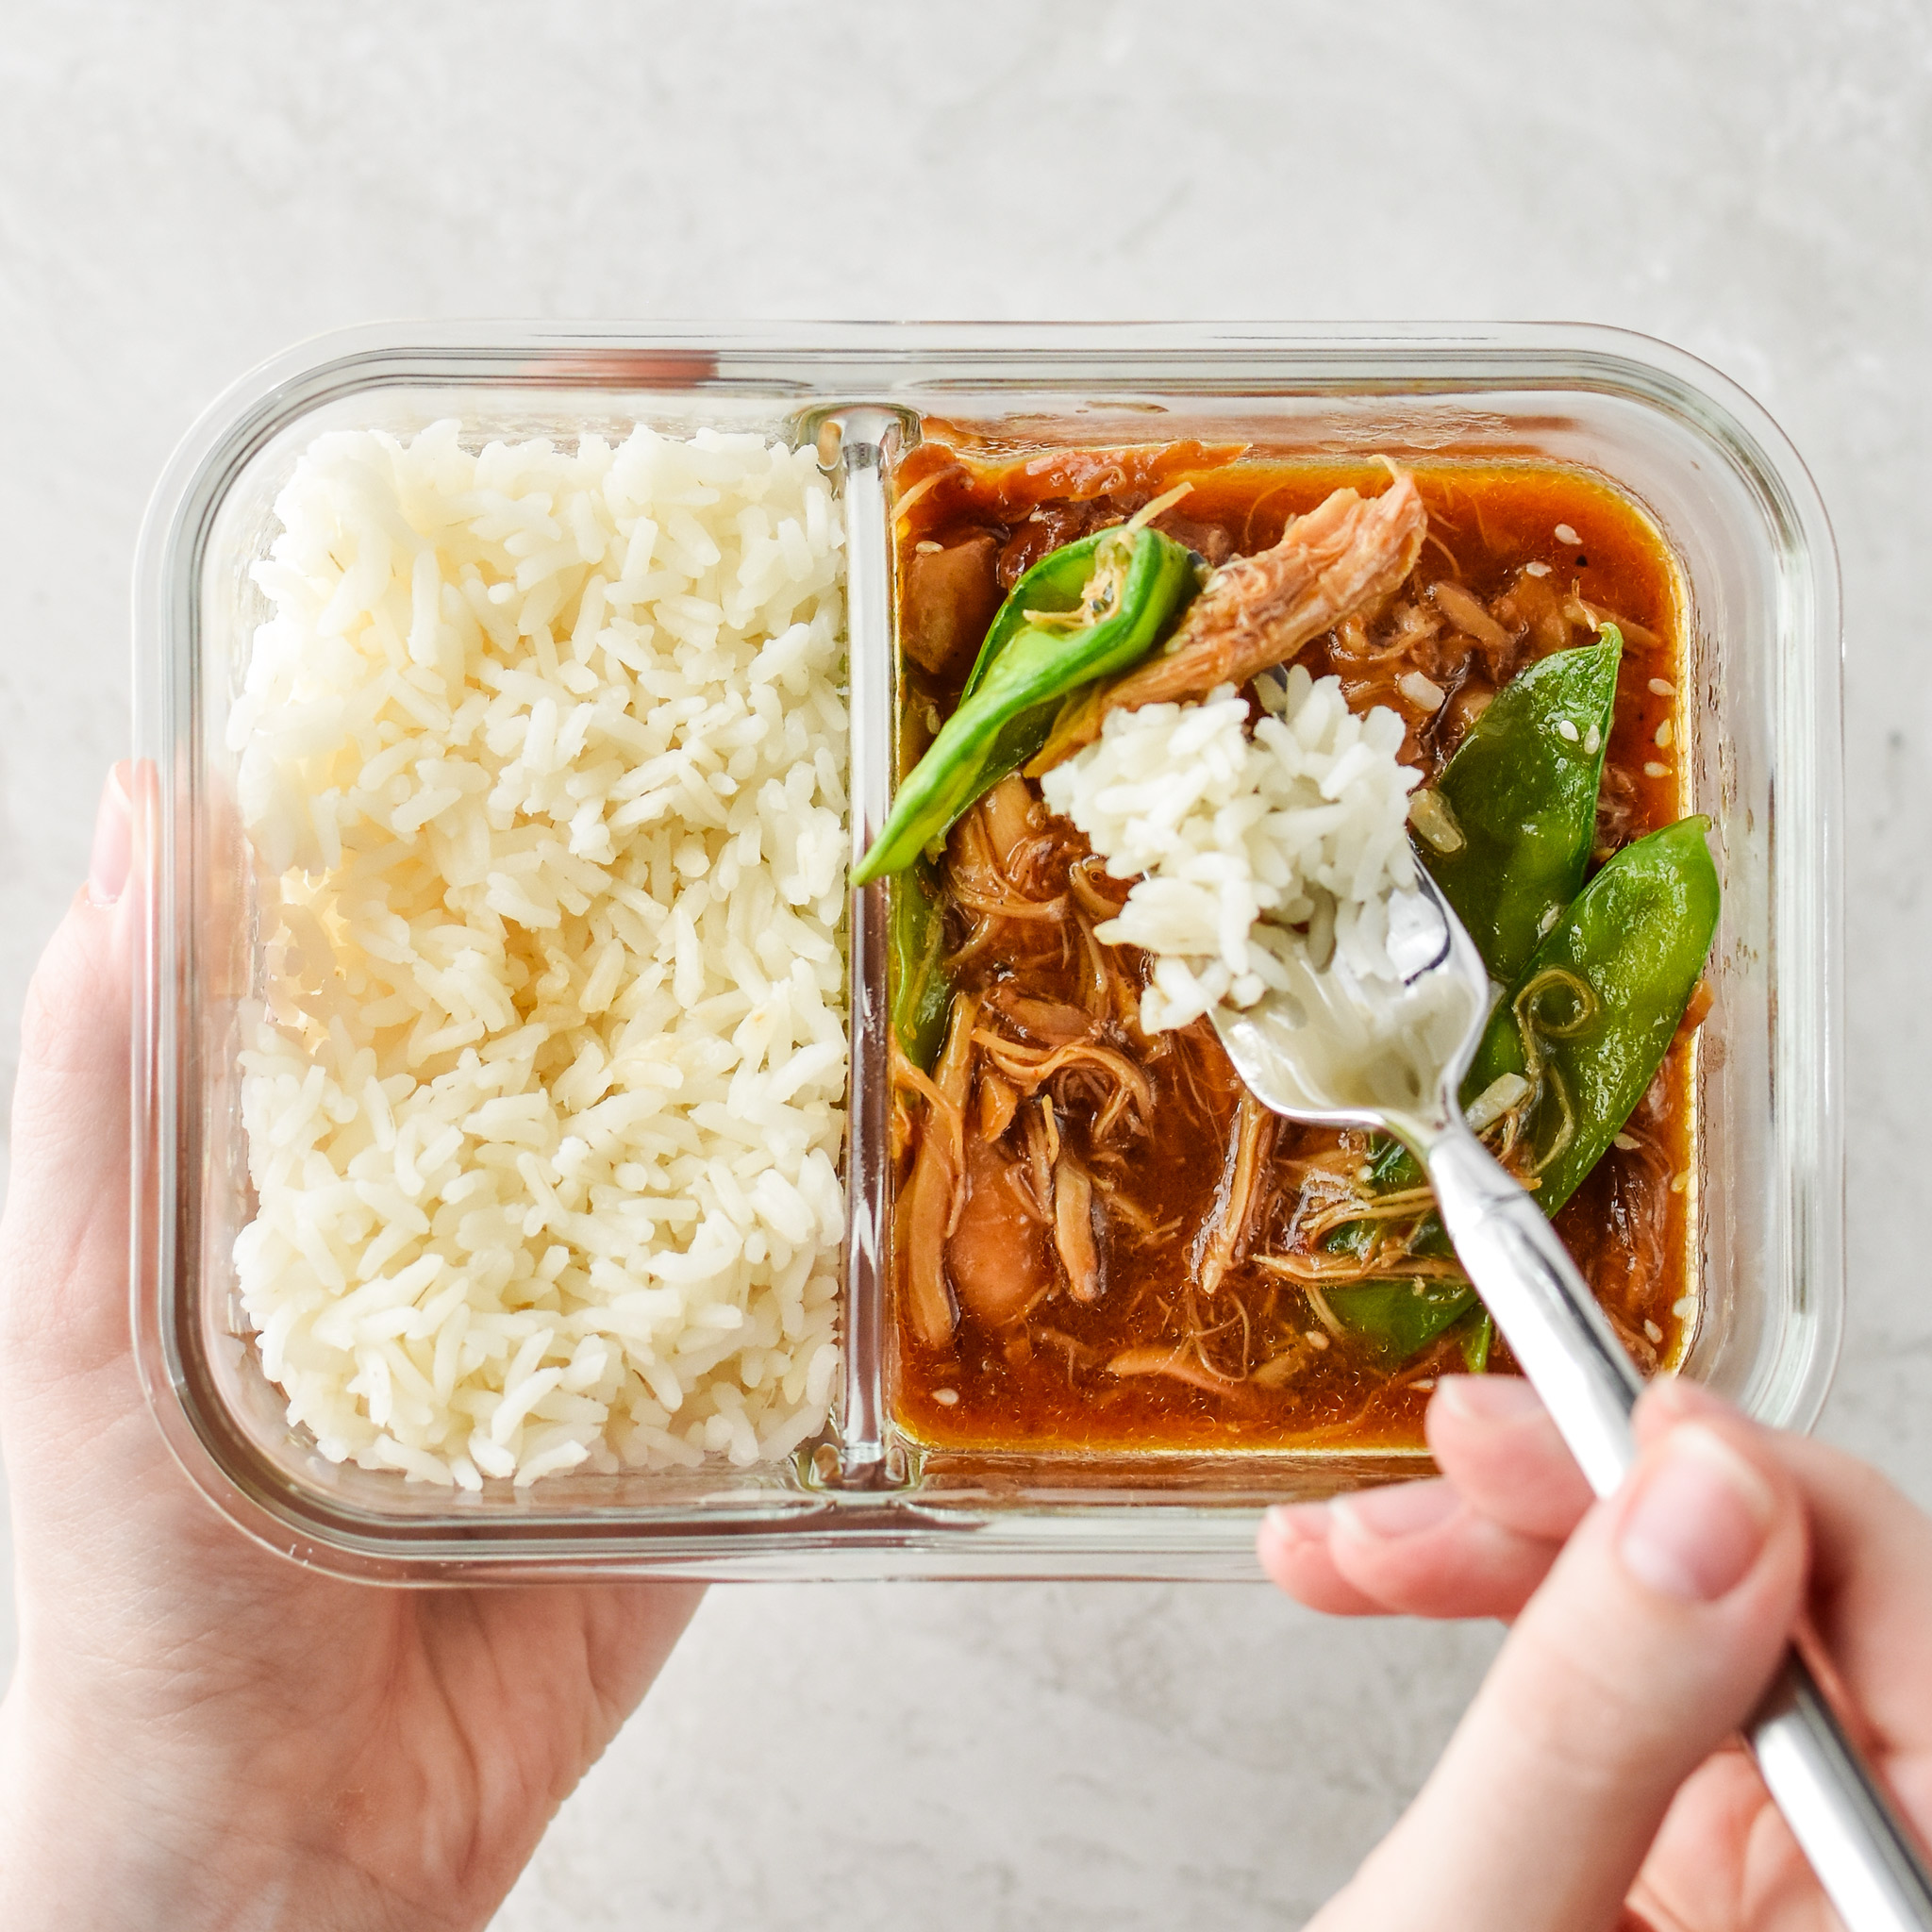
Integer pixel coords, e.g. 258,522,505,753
822,408,910,1487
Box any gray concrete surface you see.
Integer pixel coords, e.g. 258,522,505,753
0,2,1926,1924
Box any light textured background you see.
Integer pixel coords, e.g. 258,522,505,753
1,3,1926,1925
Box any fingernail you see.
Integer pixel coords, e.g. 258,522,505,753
1618,1424,1775,1603
1435,1374,1545,1423
87,763,133,908
1263,1502,1331,1544
1332,1479,1458,1542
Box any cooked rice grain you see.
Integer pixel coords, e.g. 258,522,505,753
1041,669,1420,1031
230,421,847,1487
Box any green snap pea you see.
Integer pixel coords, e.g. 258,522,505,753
1327,817,1721,1350
890,858,952,1073
958,530,1116,704
1322,1288,1491,1370
853,525,1199,884
1324,1280,1475,1363
1415,632,1622,987
1341,812,1720,1234
1459,1311,1494,1374
1330,636,1624,1271
1458,813,1720,1214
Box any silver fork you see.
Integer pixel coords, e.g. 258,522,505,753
1212,870,1932,1932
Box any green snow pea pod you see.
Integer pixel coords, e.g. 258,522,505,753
1322,1288,1491,1370
1412,631,1623,987
1324,1279,1475,1364
1457,812,1721,1216
942,532,1124,797
853,525,1199,884
890,858,952,1073
1331,632,1624,1240
1459,1311,1494,1374
1336,813,1721,1256
957,529,1117,704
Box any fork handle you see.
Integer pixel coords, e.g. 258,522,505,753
1423,1121,1932,1932
1421,1123,1642,1488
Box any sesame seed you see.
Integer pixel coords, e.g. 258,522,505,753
1673,1294,1697,1320
1555,523,1581,545
1655,719,1674,748
1648,676,1676,697
1556,718,1580,742
1355,1164,1375,1185
1613,1132,1640,1151
1524,559,1552,577
1644,759,1670,778
1671,1171,1690,1193
1411,1377,1437,1393
1306,1330,1330,1351
914,539,942,554
1583,724,1601,755
1643,1319,1664,1344
933,1388,959,1406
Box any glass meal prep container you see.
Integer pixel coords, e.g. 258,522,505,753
130,322,1842,1581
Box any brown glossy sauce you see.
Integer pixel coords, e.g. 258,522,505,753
889,442,1697,1455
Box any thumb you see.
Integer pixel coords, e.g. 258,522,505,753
1327,1403,1806,1932
0,764,141,1396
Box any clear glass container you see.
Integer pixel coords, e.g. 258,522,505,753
131,322,1841,1580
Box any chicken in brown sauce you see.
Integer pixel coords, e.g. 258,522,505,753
887,440,1701,1455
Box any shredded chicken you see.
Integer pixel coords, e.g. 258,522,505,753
1191,1091,1275,1298
978,1069,1019,1141
1106,1343,1244,1395
947,802,1067,924
1073,908,1144,1040
1053,1156,1103,1303
1254,1250,1465,1285
947,1127,1053,1328
1429,577,1513,658
1491,568,1572,658
1023,1096,1060,1209
979,774,1037,872
973,1032,1155,1131
948,878,1066,924
1250,1348,1308,1390
1066,856,1129,920
896,994,978,1348
984,990,1096,1046
895,1131,958,1349
1031,466,1426,768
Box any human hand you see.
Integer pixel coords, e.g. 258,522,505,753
1261,1373,1932,1931
0,768,704,1932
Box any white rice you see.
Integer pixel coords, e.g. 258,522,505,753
227,421,847,1487
1041,667,1421,1032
